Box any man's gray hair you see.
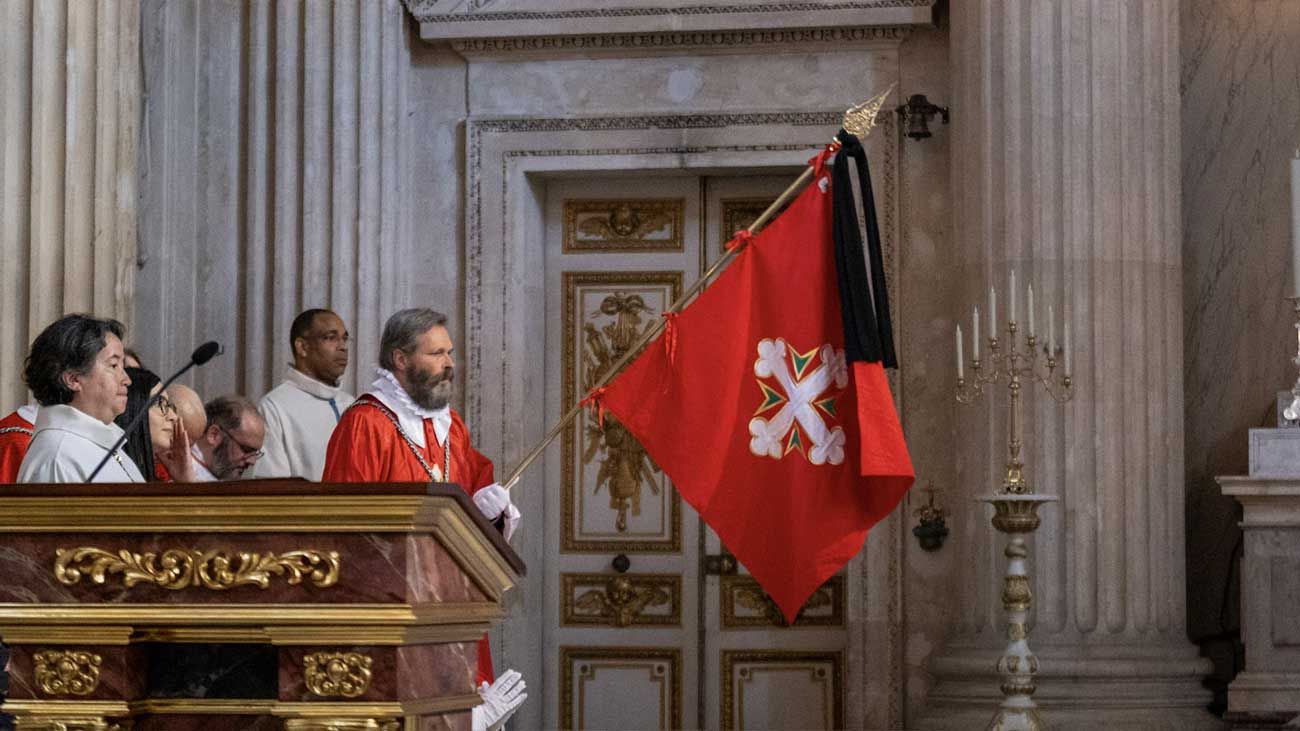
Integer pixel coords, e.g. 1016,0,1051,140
204,394,261,433
380,308,448,371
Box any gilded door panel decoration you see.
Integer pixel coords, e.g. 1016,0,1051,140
563,271,682,553
561,572,681,627
561,646,681,731
720,575,844,629
720,651,843,731
564,199,684,253
719,197,779,255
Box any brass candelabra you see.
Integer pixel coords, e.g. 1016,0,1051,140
955,297,1073,731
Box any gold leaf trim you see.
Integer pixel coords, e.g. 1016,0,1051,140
34,649,102,696
303,652,373,699
53,547,340,591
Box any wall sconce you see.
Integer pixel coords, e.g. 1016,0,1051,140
912,482,950,551
895,94,950,140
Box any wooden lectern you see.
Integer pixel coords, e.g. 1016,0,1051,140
0,481,524,730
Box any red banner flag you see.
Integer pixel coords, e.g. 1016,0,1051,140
600,141,914,622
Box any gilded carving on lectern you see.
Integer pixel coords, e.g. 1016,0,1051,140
33,649,102,696
564,199,683,253
303,652,374,698
563,272,681,552
54,547,341,590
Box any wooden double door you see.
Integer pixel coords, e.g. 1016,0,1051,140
541,172,850,730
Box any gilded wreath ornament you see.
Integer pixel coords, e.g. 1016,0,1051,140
53,547,340,590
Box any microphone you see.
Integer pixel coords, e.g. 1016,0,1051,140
86,341,223,482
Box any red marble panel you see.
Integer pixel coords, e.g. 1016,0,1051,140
406,536,490,604
396,643,478,700
4,645,144,701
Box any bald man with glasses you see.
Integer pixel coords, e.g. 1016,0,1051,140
192,395,265,481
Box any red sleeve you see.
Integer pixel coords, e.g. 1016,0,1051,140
322,405,394,483
466,444,495,493
0,435,30,484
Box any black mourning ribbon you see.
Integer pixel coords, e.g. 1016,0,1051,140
830,129,898,369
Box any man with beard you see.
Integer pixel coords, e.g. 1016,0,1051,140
322,308,524,731
191,395,266,481
255,309,354,480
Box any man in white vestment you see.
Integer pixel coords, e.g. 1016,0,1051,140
191,395,266,481
255,309,354,480
18,314,145,483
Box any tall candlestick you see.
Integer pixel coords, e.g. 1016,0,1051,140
1028,284,1035,337
957,325,965,380
1048,304,1056,354
1292,150,1300,296
1010,270,1017,324
1064,319,1072,375
973,306,981,359
990,287,997,334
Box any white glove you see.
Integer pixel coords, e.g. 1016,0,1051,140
473,483,512,520
502,502,521,542
474,483,522,542
471,668,527,731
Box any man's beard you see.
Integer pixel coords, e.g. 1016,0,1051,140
212,446,243,480
405,364,454,410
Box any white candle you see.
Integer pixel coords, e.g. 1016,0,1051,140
990,287,998,334
1064,319,1072,375
973,306,981,359
1028,284,1035,337
1010,269,1017,324
1048,303,1056,354
1292,150,1300,296
956,325,965,379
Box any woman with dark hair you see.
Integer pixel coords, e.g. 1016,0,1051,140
17,314,144,483
114,368,195,482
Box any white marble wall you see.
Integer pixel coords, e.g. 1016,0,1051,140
0,0,139,408
1181,0,1300,698
135,0,466,399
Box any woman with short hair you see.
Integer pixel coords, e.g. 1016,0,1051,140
17,314,145,483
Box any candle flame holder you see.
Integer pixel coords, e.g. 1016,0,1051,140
956,316,1073,731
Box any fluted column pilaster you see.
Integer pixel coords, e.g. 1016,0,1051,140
920,2,1215,728
0,0,139,406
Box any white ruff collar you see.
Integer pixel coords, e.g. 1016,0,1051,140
367,368,451,449
285,366,348,401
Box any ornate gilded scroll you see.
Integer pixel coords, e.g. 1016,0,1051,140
34,649,102,696
720,575,844,628
303,652,373,698
54,547,340,590
563,199,684,253
564,573,679,627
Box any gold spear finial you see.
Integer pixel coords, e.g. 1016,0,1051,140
841,83,897,140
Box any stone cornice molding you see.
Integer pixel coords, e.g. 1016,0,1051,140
403,0,934,43
448,25,909,58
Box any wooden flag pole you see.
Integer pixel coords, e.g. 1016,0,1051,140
499,86,895,489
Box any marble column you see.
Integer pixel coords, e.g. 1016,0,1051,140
919,2,1216,728
136,0,423,399
0,0,140,407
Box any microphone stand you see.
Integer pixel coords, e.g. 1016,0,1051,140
86,343,221,482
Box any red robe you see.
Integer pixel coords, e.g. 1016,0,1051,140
322,394,497,685
0,409,36,484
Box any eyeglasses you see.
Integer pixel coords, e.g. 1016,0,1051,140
217,425,264,460
152,394,176,416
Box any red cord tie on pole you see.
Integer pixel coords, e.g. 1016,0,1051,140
661,312,680,367
724,229,753,253
579,387,609,426
808,141,840,178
